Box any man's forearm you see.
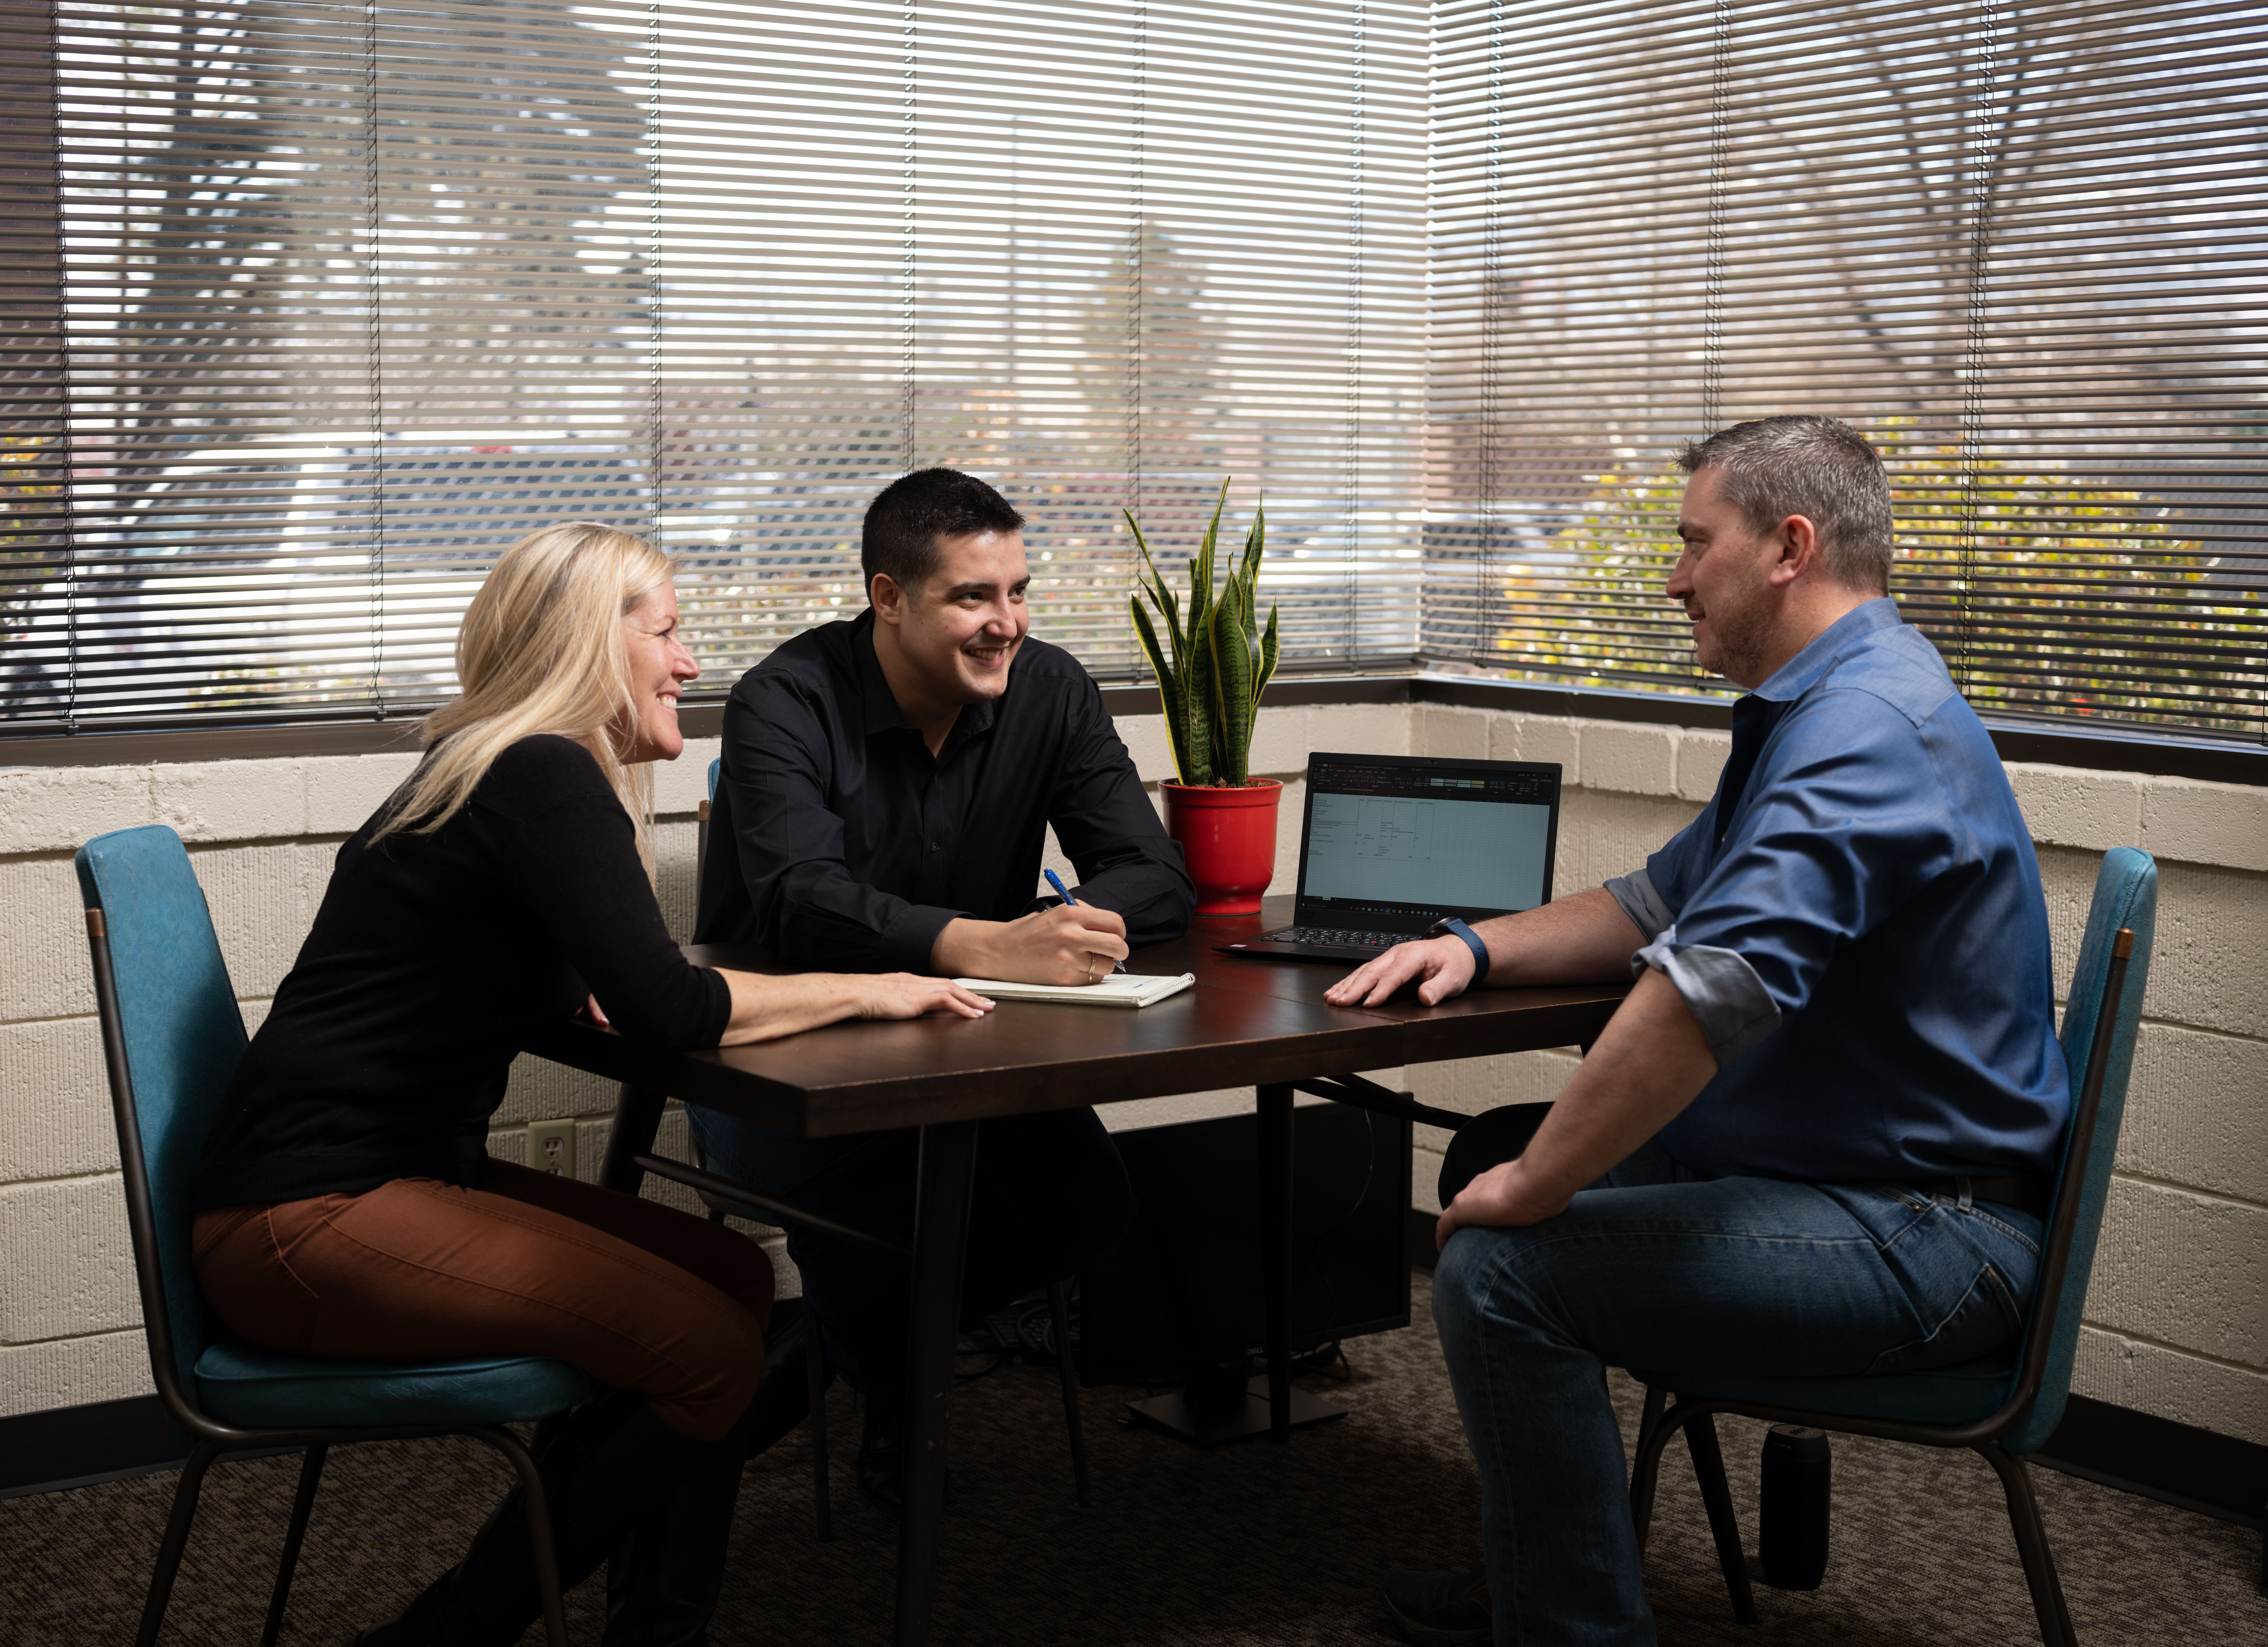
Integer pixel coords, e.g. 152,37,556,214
1473,886,1648,986
1444,968,1717,1238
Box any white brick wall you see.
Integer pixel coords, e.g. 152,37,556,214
2,696,2263,1450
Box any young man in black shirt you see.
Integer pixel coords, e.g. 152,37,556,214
692,467,1192,1510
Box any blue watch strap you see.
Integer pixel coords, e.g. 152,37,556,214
1441,917,1489,980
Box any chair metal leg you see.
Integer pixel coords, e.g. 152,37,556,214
1628,1395,1673,1550
259,1444,328,1647
478,1426,569,1647
1978,1442,2076,1647
136,1441,220,1647
804,1295,833,1542
1047,1280,1091,1507
1635,1384,1667,1473
1684,1412,1757,1624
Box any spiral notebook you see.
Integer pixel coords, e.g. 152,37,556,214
953,972,1196,1009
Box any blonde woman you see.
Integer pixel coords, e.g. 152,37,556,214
190,523,991,1646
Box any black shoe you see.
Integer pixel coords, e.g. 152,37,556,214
854,1394,950,1520
357,1391,713,1647
1382,1566,1492,1646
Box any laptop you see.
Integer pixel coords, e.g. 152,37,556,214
1217,751,1562,963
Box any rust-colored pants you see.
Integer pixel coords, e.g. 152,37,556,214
192,1159,771,1442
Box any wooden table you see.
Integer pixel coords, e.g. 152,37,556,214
525,896,1628,1647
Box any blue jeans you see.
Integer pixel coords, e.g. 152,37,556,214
1431,1140,2042,1646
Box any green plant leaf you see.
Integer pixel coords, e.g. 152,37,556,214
1207,575,1256,786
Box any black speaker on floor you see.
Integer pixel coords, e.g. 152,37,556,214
1078,1102,1411,1391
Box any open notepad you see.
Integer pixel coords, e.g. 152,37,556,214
953,971,1196,1009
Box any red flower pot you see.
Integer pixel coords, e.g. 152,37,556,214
1162,779,1283,916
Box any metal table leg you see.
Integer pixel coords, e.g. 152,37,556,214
893,1119,980,1647
598,1083,668,1195
1257,1083,1294,1443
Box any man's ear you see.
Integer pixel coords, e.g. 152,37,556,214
1769,514,1823,587
870,571,905,625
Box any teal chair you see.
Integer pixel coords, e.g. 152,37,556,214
76,825,590,1647
1627,847,2157,1647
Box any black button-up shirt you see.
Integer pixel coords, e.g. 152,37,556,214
695,609,1194,971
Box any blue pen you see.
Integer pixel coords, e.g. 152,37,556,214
1045,869,1126,973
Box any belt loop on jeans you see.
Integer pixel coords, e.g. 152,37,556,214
1954,1175,1975,1213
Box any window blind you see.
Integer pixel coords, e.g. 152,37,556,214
4,0,1424,731
1425,0,2268,742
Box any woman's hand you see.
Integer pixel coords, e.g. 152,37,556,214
856,974,995,1022
714,968,993,1044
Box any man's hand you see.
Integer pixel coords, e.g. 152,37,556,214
933,903,1131,985
1435,1156,1569,1250
1324,934,1476,1008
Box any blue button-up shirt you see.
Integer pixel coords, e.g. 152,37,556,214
1605,598,2068,1183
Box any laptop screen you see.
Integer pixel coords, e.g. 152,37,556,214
1294,753,1560,931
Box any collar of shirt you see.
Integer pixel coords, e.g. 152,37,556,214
1713,598,1902,846
850,607,1000,761
1750,595,1904,703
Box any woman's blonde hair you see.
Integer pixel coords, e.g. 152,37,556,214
373,521,674,852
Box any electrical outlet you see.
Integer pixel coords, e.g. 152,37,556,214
529,1119,576,1179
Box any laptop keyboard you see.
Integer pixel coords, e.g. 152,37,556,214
1275,927,1403,949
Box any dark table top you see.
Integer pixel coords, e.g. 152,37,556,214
524,897,1628,1138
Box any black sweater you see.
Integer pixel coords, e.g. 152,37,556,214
195,735,730,1208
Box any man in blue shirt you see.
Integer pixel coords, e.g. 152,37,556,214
1328,416,2066,1645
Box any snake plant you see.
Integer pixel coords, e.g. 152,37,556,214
1126,481,1280,786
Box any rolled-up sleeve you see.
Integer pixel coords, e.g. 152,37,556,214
722,677,966,972
1634,694,1963,1067
1047,676,1194,946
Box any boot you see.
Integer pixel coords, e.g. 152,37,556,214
599,1359,792,1647
358,1391,711,1647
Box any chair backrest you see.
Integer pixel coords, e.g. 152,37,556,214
74,826,249,1408
2005,845,2156,1456
707,756,720,800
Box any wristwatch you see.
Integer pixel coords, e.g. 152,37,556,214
1425,916,1489,978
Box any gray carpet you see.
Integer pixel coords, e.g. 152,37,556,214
3,1274,2261,1645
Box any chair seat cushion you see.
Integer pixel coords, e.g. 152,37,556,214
1628,1345,2018,1429
195,1336,592,1429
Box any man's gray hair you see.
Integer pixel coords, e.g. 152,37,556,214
1676,416,1894,593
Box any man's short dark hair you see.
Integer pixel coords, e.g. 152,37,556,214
1676,416,1895,594
861,468,1026,597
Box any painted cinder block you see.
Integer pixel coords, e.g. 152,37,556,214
1309,702,1412,766
497,1052,618,1128
0,1174,141,1344
303,751,419,836
1675,729,1731,803
0,1328,152,1420
153,758,306,843
190,843,312,1004
2140,775,2268,874
2071,1323,2268,1448
1416,705,1490,761
2007,764,2144,855
0,765,151,857
1558,789,1705,892
1577,720,1681,797
1115,713,1175,785
1244,704,1316,778
0,1017,113,1185
1490,713,1580,784
0,859,99,1024
2120,1023,2268,1209
2085,1176,2268,1371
